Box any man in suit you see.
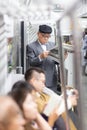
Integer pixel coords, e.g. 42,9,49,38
26,24,58,92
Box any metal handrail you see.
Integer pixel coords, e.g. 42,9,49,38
56,0,84,130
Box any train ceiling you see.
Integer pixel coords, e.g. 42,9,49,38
0,0,87,20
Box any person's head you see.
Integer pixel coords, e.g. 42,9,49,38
25,67,46,92
9,80,38,121
38,24,52,44
84,28,87,35
83,28,87,38
0,96,25,130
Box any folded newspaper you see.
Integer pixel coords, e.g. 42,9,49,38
49,45,58,58
43,87,72,116
48,45,59,63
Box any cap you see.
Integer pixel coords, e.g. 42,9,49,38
39,25,52,34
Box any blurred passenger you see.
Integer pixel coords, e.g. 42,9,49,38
7,37,13,72
0,95,25,130
9,80,52,130
24,67,79,130
82,28,87,75
24,67,63,130
26,24,58,92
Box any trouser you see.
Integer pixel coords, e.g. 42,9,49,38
41,114,66,130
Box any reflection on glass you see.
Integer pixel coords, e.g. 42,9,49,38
7,37,13,73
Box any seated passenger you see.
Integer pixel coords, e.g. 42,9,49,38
0,95,25,130
9,80,52,130
24,67,79,130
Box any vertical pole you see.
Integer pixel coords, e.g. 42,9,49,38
20,21,24,74
56,21,71,130
71,13,85,130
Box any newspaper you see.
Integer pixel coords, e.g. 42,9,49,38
48,45,59,63
43,87,72,116
49,45,58,58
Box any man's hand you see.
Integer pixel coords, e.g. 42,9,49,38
48,106,59,127
39,51,50,59
67,89,79,107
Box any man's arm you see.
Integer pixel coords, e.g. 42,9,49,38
35,113,52,130
26,44,43,66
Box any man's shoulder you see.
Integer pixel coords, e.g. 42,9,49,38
47,41,55,49
40,92,50,101
47,41,55,45
28,40,38,46
27,40,38,50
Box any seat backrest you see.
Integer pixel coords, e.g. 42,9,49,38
2,73,24,95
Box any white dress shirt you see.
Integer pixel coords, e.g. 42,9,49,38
38,40,47,51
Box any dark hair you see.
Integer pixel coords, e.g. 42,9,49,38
83,28,87,38
84,28,87,35
9,80,35,110
24,67,45,81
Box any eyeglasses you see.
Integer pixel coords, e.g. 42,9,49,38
41,33,51,39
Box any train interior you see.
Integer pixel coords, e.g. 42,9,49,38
0,0,87,129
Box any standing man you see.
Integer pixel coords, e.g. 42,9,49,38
26,24,58,92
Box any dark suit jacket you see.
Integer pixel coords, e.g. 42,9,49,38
26,40,57,90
